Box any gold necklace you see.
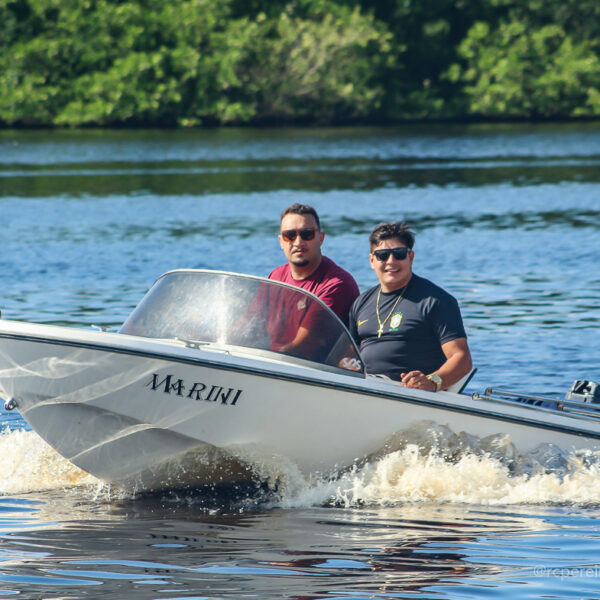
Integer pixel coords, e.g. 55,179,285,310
376,283,408,338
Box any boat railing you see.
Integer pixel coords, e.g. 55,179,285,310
472,387,600,421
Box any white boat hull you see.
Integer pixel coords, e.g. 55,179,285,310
2,320,600,492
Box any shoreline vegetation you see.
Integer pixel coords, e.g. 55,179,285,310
2,0,600,128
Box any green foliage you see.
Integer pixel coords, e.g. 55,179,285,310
452,20,600,118
0,0,393,126
487,0,600,44
0,0,234,125
215,4,394,123
357,0,497,119
1,0,600,125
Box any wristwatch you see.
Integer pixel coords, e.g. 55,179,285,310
426,373,443,392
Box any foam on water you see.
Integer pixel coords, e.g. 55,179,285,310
273,422,600,508
0,428,99,495
2,423,600,507
325,446,600,507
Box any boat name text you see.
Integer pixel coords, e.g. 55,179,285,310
147,373,242,405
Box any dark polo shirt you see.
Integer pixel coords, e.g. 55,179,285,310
348,273,467,380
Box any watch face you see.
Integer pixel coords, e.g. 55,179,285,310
428,374,442,390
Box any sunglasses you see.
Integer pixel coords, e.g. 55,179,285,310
281,228,316,242
373,247,411,261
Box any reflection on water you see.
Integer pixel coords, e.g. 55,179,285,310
3,159,600,197
0,488,598,599
2,123,600,161
2,123,600,197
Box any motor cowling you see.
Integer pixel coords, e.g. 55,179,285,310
565,380,600,403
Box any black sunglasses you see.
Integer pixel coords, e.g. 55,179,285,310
281,228,316,242
373,247,411,261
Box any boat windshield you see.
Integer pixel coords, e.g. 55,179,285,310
120,270,365,377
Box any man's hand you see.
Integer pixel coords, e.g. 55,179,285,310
400,370,437,391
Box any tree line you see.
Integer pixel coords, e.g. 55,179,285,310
1,0,600,127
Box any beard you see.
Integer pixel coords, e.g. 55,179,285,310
290,258,310,267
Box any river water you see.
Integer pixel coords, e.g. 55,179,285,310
1,123,600,598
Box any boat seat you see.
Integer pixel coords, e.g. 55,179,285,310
445,368,477,394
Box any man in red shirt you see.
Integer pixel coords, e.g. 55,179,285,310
269,203,359,323
266,204,359,355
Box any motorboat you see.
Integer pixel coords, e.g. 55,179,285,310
1,269,600,492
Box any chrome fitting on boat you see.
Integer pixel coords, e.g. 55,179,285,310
4,397,17,411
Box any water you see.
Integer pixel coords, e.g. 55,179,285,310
1,123,600,598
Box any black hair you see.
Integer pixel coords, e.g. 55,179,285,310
369,222,415,250
280,203,321,230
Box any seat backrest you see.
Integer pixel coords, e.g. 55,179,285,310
445,368,477,394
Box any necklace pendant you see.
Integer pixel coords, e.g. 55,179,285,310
377,325,384,338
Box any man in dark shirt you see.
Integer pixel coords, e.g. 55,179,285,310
348,222,472,392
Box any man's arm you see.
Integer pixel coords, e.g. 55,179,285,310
278,326,313,355
401,337,472,391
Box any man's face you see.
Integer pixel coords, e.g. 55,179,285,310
279,213,324,269
369,237,414,292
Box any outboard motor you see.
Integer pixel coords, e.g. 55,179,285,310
565,380,600,403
